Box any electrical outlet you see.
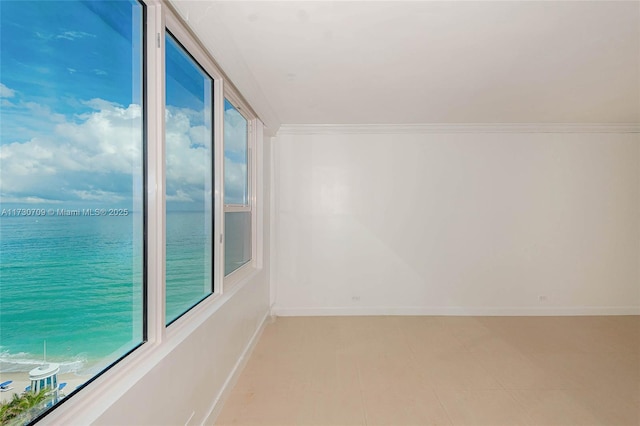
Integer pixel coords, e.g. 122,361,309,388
351,296,360,302
538,295,548,302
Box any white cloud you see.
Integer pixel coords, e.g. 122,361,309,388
23,101,66,123
0,100,142,204
224,107,247,154
165,107,212,204
35,32,52,41
0,83,15,98
56,31,95,41
71,189,125,203
83,98,119,111
188,125,209,148
0,196,63,204
166,189,194,203
224,157,247,204
1,98,248,207
2,101,68,147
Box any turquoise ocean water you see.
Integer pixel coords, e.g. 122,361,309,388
0,211,212,376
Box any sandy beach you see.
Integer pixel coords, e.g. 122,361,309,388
0,372,87,404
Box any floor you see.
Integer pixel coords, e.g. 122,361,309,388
215,316,639,426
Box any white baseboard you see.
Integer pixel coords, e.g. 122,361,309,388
202,309,271,426
272,306,640,316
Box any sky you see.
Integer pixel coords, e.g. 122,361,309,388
0,0,247,210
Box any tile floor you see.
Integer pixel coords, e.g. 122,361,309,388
215,316,639,426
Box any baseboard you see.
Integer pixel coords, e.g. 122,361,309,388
202,309,271,426
272,306,640,316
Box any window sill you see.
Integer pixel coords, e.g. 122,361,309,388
223,260,259,291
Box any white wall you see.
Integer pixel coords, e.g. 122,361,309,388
273,128,640,315
94,274,269,426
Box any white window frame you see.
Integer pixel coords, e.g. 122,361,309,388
222,91,258,285
164,23,216,326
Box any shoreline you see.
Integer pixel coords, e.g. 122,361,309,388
0,372,87,404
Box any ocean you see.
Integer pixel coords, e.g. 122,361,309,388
0,211,213,376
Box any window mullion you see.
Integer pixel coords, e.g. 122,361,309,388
146,0,167,345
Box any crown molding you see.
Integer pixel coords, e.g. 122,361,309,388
277,123,640,135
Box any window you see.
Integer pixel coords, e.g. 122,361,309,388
164,33,213,325
223,99,252,276
0,0,144,421
0,1,262,423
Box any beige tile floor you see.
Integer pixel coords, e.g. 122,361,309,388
215,316,639,426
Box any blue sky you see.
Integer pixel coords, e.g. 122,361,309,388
1,0,141,119
1,0,143,208
1,0,247,210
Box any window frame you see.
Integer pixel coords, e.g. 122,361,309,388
163,29,215,326
222,91,258,282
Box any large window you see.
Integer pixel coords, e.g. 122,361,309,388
0,1,261,423
0,0,144,421
223,99,252,276
165,33,213,325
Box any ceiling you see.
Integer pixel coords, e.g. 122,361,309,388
170,1,640,131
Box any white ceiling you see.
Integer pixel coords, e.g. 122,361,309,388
170,1,640,131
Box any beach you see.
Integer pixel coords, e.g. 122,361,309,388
0,372,86,404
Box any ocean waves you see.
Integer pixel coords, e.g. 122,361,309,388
0,350,87,374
